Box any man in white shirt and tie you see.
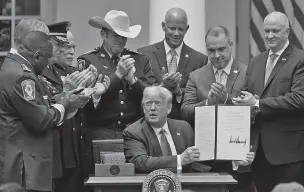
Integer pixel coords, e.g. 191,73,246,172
232,11,304,192
123,85,201,173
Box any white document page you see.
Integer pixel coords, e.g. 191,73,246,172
216,106,250,160
195,106,216,161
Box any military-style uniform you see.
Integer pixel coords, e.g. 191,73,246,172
0,53,66,192
77,46,155,176
41,63,84,192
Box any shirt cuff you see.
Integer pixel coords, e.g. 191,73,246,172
232,161,239,171
177,155,182,173
92,94,102,108
52,103,65,126
255,99,259,107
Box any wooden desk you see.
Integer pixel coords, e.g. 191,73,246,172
85,172,237,192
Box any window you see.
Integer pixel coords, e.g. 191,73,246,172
0,0,41,57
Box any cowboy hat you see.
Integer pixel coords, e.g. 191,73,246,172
89,10,141,38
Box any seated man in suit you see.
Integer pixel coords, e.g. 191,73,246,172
123,85,201,173
181,26,255,191
138,8,208,120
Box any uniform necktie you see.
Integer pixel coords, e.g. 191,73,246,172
112,55,119,66
168,49,178,74
264,53,279,85
159,129,172,156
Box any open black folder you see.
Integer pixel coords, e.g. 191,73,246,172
194,105,250,161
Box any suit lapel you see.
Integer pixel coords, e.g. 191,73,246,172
167,119,185,155
142,120,163,156
262,45,293,95
176,43,190,74
226,59,240,93
154,41,168,72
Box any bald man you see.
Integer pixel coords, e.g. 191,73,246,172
232,11,304,192
138,7,208,120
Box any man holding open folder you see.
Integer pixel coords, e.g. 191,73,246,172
181,26,255,192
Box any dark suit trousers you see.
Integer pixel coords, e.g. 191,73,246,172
53,167,83,192
252,135,304,192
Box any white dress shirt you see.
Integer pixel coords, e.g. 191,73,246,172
152,121,182,171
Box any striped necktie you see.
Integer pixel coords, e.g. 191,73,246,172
168,49,178,74
264,53,278,85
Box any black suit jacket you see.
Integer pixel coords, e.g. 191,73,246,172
123,118,193,173
245,44,304,165
138,41,208,119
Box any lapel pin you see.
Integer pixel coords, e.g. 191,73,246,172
233,70,238,74
185,54,189,58
177,132,180,136
103,65,108,69
100,54,105,58
282,58,286,61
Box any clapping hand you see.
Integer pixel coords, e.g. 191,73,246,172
116,55,135,78
160,67,182,92
93,74,110,98
211,82,228,104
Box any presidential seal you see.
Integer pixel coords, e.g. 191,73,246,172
110,165,120,176
142,169,182,192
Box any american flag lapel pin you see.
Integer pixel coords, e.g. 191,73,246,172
282,58,286,61
233,70,238,74
185,54,189,58
177,132,181,136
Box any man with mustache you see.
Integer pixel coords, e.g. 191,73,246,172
232,11,304,192
138,8,208,120
77,10,155,178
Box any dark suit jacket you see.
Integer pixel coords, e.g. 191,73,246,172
181,59,247,126
138,41,208,119
0,53,62,191
41,64,82,178
123,118,193,173
245,44,304,165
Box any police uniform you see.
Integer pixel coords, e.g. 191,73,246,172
0,52,66,192
77,45,155,176
42,21,84,192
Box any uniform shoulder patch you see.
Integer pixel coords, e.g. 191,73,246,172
77,59,87,71
21,64,31,72
21,79,35,100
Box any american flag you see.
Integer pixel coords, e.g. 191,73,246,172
250,0,304,57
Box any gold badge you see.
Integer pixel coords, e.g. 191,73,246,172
142,169,182,192
21,79,35,100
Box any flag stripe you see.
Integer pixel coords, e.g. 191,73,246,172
291,0,304,31
250,18,266,53
252,0,268,19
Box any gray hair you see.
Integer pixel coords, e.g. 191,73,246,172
14,17,49,47
142,85,173,106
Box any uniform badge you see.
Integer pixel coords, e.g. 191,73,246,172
21,79,35,100
61,76,66,82
21,64,31,72
142,169,182,192
77,59,86,71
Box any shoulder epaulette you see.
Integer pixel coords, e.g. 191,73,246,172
20,63,31,72
82,46,101,55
